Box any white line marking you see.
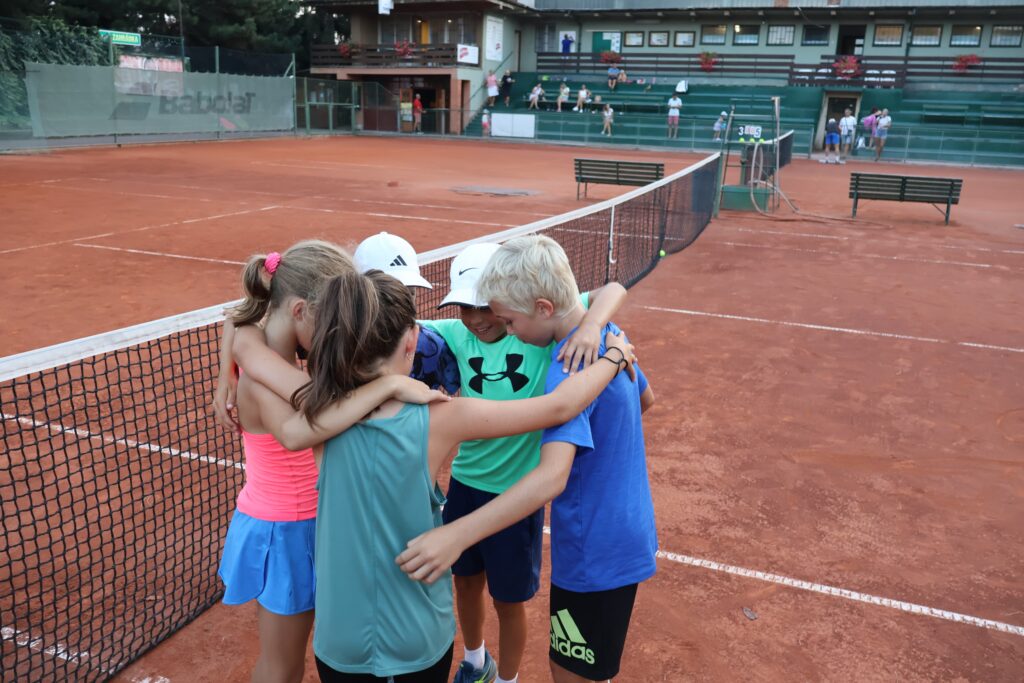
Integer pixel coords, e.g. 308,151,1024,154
3,413,243,470
1,625,106,671
287,205,514,228
49,184,219,203
717,241,1002,269
0,206,279,255
539,528,1024,637
639,305,1024,354
306,195,553,218
733,227,850,241
73,243,244,266
132,676,171,683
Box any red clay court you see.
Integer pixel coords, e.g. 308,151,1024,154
2,136,1022,682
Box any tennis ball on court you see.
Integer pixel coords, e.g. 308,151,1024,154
659,249,666,257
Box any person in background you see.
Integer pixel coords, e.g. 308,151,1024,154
481,109,491,137
607,63,621,91
713,111,727,141
561,33,574,54
822,117,840,164
617,68,628,85
666,93,682,139
839,108,857,162
573,85,590,113
412,94,424,134
861,107,879,150
556,82,570,113
486,71,499,108
601,103,614,137
528,83,544,110
874,108,892,162
500,70,515,108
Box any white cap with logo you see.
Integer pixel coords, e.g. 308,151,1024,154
438,242,500,308
353,232,432,289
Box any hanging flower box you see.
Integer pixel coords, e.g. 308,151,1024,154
600,50,622,65
952,54,982,73
394,40,415,59
699,51,717,73
337,42,352,59
832,55,862,79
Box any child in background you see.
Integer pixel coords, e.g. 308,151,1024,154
262,270,632,682
601,103,614,136
528,84,544,110
861,107,879,149
666,93,682,139
481,109,491,137
423,243,627,683
572,85,590,113
396,235,655,683
713,111,727,141
822,117,841,164
556,83,570,113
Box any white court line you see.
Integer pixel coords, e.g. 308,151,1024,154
729,226,1024,255
1,626,107,672
640,305,1024,354
717,241,1004,269
0,206,279,255
287,205,514,228
306,195,553,218
3,413,243,470
49,184,220,203
733,227,849,241
74,243,244,266
540,528,1024,637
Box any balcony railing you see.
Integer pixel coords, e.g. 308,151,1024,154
311,43,463,68
536,52,1024,88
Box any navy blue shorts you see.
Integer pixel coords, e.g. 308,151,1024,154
443,477,543,603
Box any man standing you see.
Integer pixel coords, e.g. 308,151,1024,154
561,33,574,54
839,108,857,162
412,93,424,134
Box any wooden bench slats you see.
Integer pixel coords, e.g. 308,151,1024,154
574,158,664,198
848,172,963,224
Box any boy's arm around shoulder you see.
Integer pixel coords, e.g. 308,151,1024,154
557,282,628,374
397,440,576,584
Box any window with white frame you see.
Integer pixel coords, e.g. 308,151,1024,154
873,25,904,46
910,25,942,46
950,25,982,47
536,23,557,52
767,25,794,46
991,25,1023,47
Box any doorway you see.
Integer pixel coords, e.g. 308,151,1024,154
817,93,860,148
836,25,866,56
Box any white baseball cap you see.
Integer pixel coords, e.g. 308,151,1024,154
438,242,500,308
353,232,432,289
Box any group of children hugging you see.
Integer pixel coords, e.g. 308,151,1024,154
212,230,658,683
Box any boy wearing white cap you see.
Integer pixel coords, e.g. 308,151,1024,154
713,111,727,141
422,241,626,683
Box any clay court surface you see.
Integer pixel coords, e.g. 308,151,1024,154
2,137,1023,681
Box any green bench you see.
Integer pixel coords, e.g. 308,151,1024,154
574,158,664,199
979,106,1023,125
850,173,963,225
920,105,977,123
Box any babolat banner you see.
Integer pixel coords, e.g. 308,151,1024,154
25,62,295,138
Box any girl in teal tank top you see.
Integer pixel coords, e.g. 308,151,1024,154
264,270,632,681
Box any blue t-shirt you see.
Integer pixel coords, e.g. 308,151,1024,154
608,66,620,77
561,37,573,53
413,326,460,395
542,322,657,592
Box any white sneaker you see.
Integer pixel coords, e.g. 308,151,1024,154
572,107,579,112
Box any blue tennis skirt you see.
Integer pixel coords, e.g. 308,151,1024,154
218,510,316,615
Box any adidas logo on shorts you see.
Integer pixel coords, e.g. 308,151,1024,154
550,609,595,665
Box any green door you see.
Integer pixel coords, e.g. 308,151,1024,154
591,32,621,53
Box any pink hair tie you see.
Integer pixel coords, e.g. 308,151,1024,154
265,252,281,276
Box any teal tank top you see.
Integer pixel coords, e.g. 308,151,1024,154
313,403,455,676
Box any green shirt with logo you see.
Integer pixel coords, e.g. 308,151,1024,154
422,293,589,494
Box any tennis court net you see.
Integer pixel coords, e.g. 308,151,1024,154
0,152,719,682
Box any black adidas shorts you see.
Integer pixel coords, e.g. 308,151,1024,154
549,582,638,680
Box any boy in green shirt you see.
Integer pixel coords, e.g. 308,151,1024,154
425,242,625,683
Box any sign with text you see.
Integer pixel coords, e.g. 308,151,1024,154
457,44,479,65
99,29,142,46
485,17,503,62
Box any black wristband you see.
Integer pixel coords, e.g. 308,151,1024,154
604,347,626,364
599,355,622,373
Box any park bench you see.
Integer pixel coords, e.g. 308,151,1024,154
849,172,963,225
574,158,664,199
979,106,1023,125
920,105,976,123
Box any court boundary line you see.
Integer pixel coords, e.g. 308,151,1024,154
73,243,245,266
726,226,1024,255
1,625,107,673
639,305,1024,354
716,241,1007,270
538,528,1023,637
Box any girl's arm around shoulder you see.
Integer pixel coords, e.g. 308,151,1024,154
232,324,307,401
276,375,450,451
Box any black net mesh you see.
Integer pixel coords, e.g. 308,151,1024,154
0,152,719,682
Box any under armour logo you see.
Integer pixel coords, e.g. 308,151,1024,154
390,255,408,267
468,354,529,394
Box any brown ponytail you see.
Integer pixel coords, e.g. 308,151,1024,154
228,240,354,327
295,270,416,423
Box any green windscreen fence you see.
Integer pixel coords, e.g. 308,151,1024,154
26,62,295,137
